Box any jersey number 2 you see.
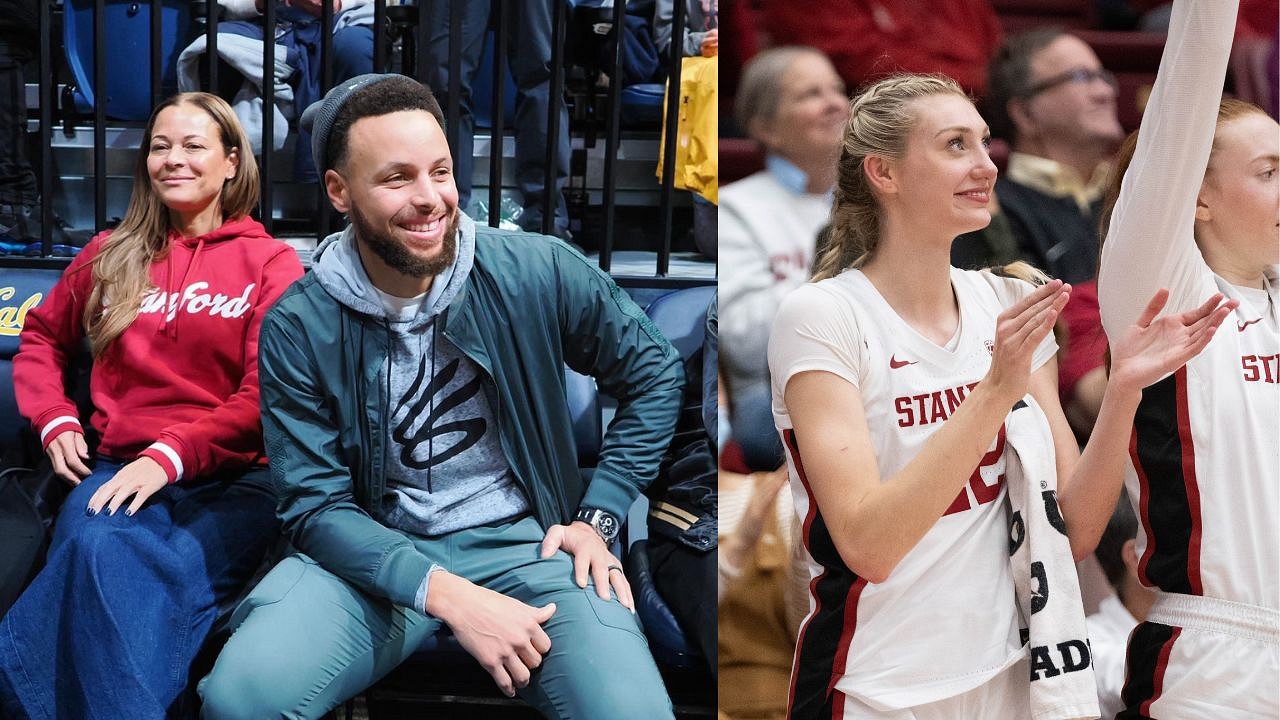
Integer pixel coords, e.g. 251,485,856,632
942,424,1006,517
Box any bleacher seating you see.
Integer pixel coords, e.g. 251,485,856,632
63,0,191,120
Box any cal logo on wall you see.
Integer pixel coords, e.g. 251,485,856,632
0,286,44,337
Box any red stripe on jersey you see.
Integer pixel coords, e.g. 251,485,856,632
826,577,869,704
783,429,818,552
1173,367,1204,595
1130,428,1157,587
831,689,847,720
787,571,827,718
1139,627,1181,717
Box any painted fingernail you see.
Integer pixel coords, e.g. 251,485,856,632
85,506,95,516
125,509,134,517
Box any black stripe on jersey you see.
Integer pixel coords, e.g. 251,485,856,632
1118,621,1179,719
783,429,864,720
1131,370,1200,595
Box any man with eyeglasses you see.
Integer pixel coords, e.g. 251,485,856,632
952,28,1125,441
964,27,1125,285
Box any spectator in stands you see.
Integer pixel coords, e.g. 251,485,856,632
718,463,808,720
0,0,89,250
0,92,303,718
425,1,571,239
760,0,1002,96
646,296,717,677
720,46,846,468
655,0,718,259
956,29,1125,437
179,0,374,181
1086,495,1154,720
198,74,681,719
221,0,373,84
654,0,718,59
969,28,1124,284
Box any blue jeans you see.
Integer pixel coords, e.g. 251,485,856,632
0,459,278,720
426,0,570,235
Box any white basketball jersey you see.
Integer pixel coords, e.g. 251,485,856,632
769,267,1057,713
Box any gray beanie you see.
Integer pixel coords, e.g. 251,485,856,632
300,72,403,176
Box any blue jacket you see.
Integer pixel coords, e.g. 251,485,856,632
257,224,684,609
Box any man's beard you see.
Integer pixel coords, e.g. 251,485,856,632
349,203,460,279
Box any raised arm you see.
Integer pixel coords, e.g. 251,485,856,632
1097,0,1238,335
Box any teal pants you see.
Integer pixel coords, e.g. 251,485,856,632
198,517,673,719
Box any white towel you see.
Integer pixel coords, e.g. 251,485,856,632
1005,395,1100,720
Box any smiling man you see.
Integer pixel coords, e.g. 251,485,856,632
198,73,681,719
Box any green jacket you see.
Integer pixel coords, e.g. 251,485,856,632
257,225,684,609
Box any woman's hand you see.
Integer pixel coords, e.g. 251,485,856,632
46,430,91,485
1108,289,1236,393
87,456,169,516
985,279,1071,405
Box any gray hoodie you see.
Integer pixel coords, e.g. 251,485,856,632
312,215,530,544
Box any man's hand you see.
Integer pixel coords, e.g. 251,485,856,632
45,429,91,485
87,456,168,516
539,521,635,612
700,28,718,57
426,571,555,697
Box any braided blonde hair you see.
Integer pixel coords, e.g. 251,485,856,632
812,74,970,281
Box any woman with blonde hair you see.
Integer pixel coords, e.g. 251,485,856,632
768,71,1233,717
0,91,302,718
1097,0,1279,715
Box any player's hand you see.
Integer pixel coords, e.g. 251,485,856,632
985,279,1071,405
45,429,91,485
539,521,635,612
427,571,555,697
1108,289,1235,392
700,28,718,57
86,456,168,516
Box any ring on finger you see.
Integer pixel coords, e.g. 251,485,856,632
607,565,623,574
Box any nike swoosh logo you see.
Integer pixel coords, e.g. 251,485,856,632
890,355,917,369
1238,318,1261,332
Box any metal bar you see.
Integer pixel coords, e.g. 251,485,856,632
206,0,218,89
599,0,626,272
445,0,461,163
93,0,105,232
319,0,335,236
39,0,52,256
487,0,506,228
415,0,430,84
150,0,162,108
260,0,274,233
373,0,386,72
657,0,686,276
541,0,565,237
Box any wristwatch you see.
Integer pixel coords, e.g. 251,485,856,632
574,507,621,545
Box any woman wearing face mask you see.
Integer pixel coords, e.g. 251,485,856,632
720,46,849,472
1096,0,1279,716
0,92,302,718
768,71,1232,718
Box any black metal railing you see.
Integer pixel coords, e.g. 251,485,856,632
11,0,708,284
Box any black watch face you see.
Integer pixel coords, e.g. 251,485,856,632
597,514,618,538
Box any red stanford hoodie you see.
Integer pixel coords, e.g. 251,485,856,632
14,216,303,482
